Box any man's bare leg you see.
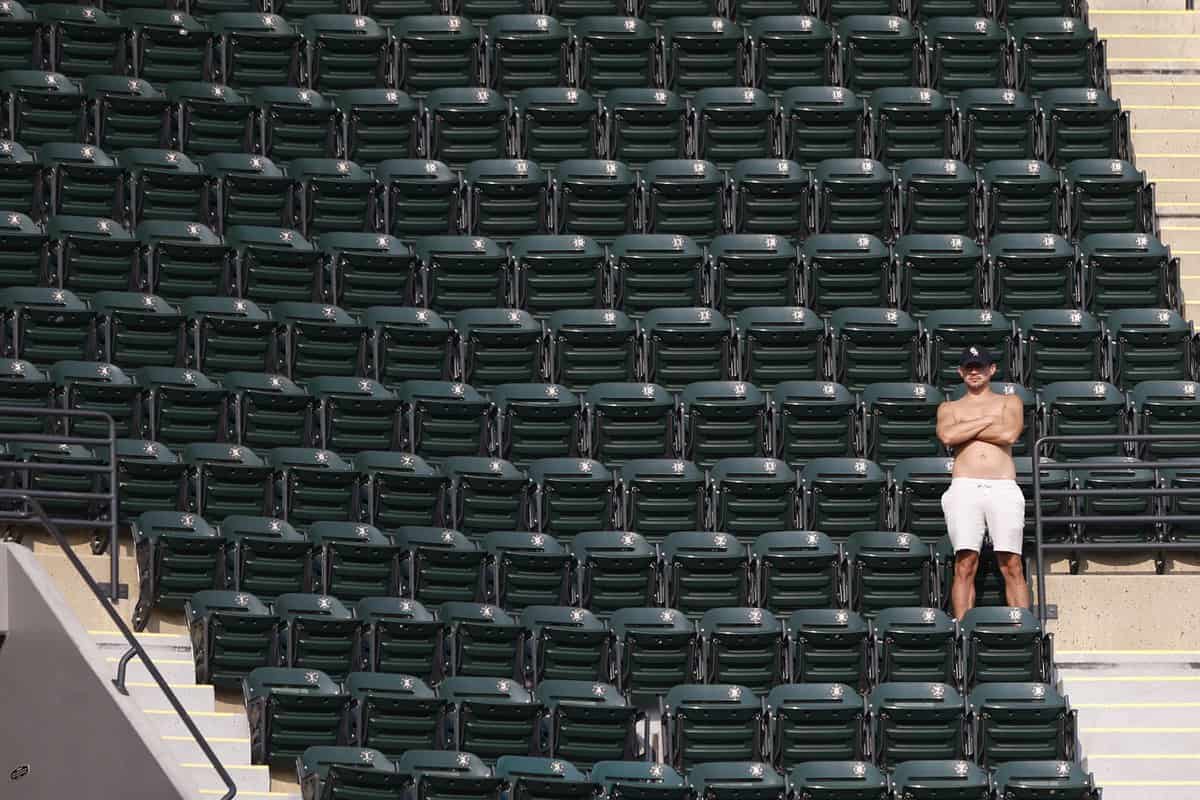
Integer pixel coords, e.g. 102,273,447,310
952,550,979,619
997,552,1030,609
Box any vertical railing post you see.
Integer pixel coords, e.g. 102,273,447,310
108,415,118,602
1032,437,1048,628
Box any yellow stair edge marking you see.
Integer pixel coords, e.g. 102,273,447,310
1130,154,1200,159
1160,226,1200,231
180,763,265,771
1060,649,1200,654
1154,201,1200,206
163,735,249,744
1140,177,1200,181
1060,675,1200,681
1088,753,1200,758
107,656,192,664
1100,781,1200,787
1127,105,1200,110
1114,80,1200,86
127,681,205,688
1092,8,1200,12
1076,702,1200,708
1115,58,1200,63
1081,727,1200,733
144,709,238,717
1133,129,1200,133
1105,33,1200,38
1175,251,1200,255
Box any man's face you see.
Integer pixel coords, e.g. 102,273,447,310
959,362,996,389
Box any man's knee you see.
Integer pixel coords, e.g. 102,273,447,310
954,551,979,580
997,553,1025,580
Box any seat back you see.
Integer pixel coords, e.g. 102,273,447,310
990,234,1075,317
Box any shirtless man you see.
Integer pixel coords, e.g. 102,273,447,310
936,345,1029,619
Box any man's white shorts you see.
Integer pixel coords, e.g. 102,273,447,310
940,478,1025,554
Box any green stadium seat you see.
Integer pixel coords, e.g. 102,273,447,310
118,148,208,226
732,308,823,391
638,0,720,23
923,309,1014,389
710,236,799,315
484,14,568,95
787,762,886,800
867,681,964,766
308,521,397,602
376,159,461,242
394,526,485,605
274,302,368,380
780,87,864,169
1106,308,1192,389
0,209,41,288
889,761,988,799
445,457,529,537
661,530,751,619
752,531,838,614
138,222,231,305
298,744,403,799
132,510,224,629
640,307,733,389
513,88,599,169
394,750,503,800
254,87,339,162
0,70,85,148
639,159,724,244
895,161,978,239
366,308,452,387
551,160,636,245
1014,456,1072,546
336,89,419,170
583,382,677,466
968,682,1072,764
521,605,610,682
1018,310,1102,388
980,160,1064,238
169,82,255,158
769,382,855,468
439,675,539,760
997,0,1080,18
33,4,123,79
89,291,183,371
610,235,704,319
322,235,415,315
1064,158,1150,240
186,590,279,688
287,159,377,242
271,446,360,529
484,530,572,610
844,530,934,616
182,444,269,527
690,88,775,170
663,684,764,769
84,76,170,153
5,440,107,528
302,15,389,101
223,371,315,454
1045,86,1126,170
812,160,892,241
45,215,137,300
766,684,864,767
993,762,1099,799
960,606,1047,685
244,666,349,767
1038,381,1125,461
0,1,36,73
921,17,1005,97
490,383,583,467
786,609,870,689
828,307,919,393
50,359,137,437
464,159,550,243
860,382,945,469
747,17,835,95
220,515,311,602
417,235,508,319
700,607,784,693
396,380,489,463
798,456,885,539
356,451,447,529
527,458,614,541
800,234,888,316
609,607,697,704
1081,232,1176,316
136,366,228,447
571,530,657,615
680,383,768,469
710,457,798,540
896,239,987,323
601,88,687,169
891,456,957,543
514,238,607,321
211,12,302,90
1009,18,1100,95
439,603,526,680
617,459,705,541
537,680,639,767
992,236,1076,318
1131,380,1200,462
1071,455,1157,544
836,16,919,96
0,357,51,435
392,16,480,97
423,87,509,171
357,597,446,680
203,154,293,232
115,438,187,520
660,17,742,97
872,606,955,683
571,17,655,98
866,88,952,167
0,287,94,366
494,757,594,800
308,375,399,454
275,592,361,679
954,88,1037,166
124,11,211,86
728,159,809,239
688,763,786,800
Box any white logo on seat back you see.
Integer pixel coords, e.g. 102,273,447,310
1002,90,1015,103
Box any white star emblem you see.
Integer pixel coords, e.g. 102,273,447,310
514,160,528,175
954,762,968,777
659,610,673,622
885,310,898,322
359,750,373,762
355,525,370,538
472,239,485,250
649,765,663,778
269,520,281,532
481,605,494,618
315,451,329,463
697,309,711,321
97,220,111,232
336,161,350,174
545,385,559,398
654,91,666,103
82,7,95,17
451,384,465,396
748,608,762,623
1056,762,1070,776
0,141,10,154
261,14,274,25
728,686,742,700
1069,310,1082,324
642,385,656,398
531,534,544,546
853,460,867,473
376,236,389,248
165,152,179,163
475,90,488,102
1002,90,1015,103
128,79,140,92
922,608,935,623
822,384,835,395
887,15,899,28
279,231,294,242
305,671,319,684
749,765,764,778
591,683,605,696
832,88,844,101
235,594,249,606
621,534,634,546
830,685,843,698
9,361,23,373
250,157,262,169
233,300,247,312
229,447,242,458
1158,310,1171,323
714,534,727,547
1032,684,1046,698
572,237,586,250
456,754,471,768
1027,161,1041,175
45,74,57,85
495,678,507,690
1092,383,1106,396
143,443,156,455
1008,607,1022,621
691,161,705,175
180,513,193,526
97,365,111,377
711,17,723,30
353,16,367,26
415,310,428,322
447,16,461,29
182,371,194,383
897,533,911,546
212,85,224,97
58,443,70,451
551,761,565,773
535,15,549,28
579,461,592,473
321,306,335,318
974,19,986,31
268,376,281,388
507,310,520,322
489,460,502,472
385,91,398,103
930,683,945,698
297,90,310,103
400,455,414,466
142,295,156,307
4,213,18,225
358,379,372,391
672,461,686,473
570,608,584,622
835,610,849,623
317,596,331,609
852,763,866,778
763,460,777,472
806,534,818,545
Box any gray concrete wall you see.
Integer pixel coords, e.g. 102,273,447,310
0,543,193,800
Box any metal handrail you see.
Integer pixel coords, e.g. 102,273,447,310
0,492,236,800
1032,432,1200,627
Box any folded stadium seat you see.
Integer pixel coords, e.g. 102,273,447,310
867,682,965,766
513,239,606,321
186,444,274,520
968,682,1073,765
5,441,106,529
891,456,960,543
273,302,368,380
866,88,952,167
811,159,893,241
301,15,389,101
335,90,419,171
308,520,399,601
394,526,486,605
210,13,302,90
798,456,886,539
638,0,720,23
355,451,447,529
254,87,340,163
639,159,724,245
571,530,657,615
394,750,504,800
438,675,539,759
1071,455,1157,545
923,309,1015,389
617,458,705,541
48,215,137,297
0,211,45,288
223,371,316,453
483,14,569,97
726,160,806,240
610,235,704,319
938,534,1025,608
484,530,572,610
679,382,768,469
959,606,1047,685
463,159,550,243
0,357,51,435
396,380,490,463
452,308,542,390
765,684,865,767
220,514,310,601
527,458,614,541
895,240,987,325
828,307,920,393
495,757,595,800
751,530,838,614
115,438,186,521
690,88,775,171
836,16,919,96
1018,309,1102,387
992,761,1099,800
608,607,696,705
170,83,255,159
661,530,751,620
1009,17,1100,96
446,458,529,537
640,307,733,389
786,609,870,688
391,16,480,98
342,671,445,759
550,161,635,246
710,456,798,540
0,287,95,366
570,16,654,98
244,667,349,767
273,0,353,20
122,10,212,86
954,88,1038,166
309,376,400,454
202,154,293,232
365,308,452,387
521,605,610,682
583,382,676,466
817,0,901,20
660,17,743,97
871,606,956,683
0,70,85,148
787,762,887,800
417,235,508,319
287,159,377,242
356,597,446,679
799,234,888,317
131,510,224,629
779,87,863,170
0,1,37,73
1106,308,1192,390
1040,89,1124,169
0,138,36,215
731,308,824,391
324,234,416,314
49,359,138,438
1064,159,1150,240
537,680,640,767
709,236,799,315
91,292,183,371
687,763,786,800
84,76,170,153
136,366,228,447
890,761,989,799
699,607,785,693
512,88,599,171
920,17,1006,97
844,530,934,616
860,382,945,469
274,591,361,678
991,235,1076,318
895,160,978,238
185,590,279,688
490,383,583,467
439,604,526,680
138,222,230,304
1081,232,1176,317
374,159,461,243
33,4,123,79
117,148,208,225
600,89,687,169
271,446,360,528
982,161,1065,241
1038,380,1125,460
1131,380,1200,462
662,684,764,769
746,17,835,96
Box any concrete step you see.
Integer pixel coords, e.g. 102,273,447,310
161,735,252,766
1073,701,1200,727
103,654,196,685
1099,787,1200,800
1081,727,1200,755
1092,11,1200,36
181,763,272,795
1088,755,1200,782
141,708,249,742
92,631,192,659
127,680,216,712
